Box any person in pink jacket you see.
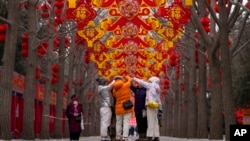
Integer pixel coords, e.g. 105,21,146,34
132,76,162,141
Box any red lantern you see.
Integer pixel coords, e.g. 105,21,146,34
170,53,177,60
246,1,250,8
214,4,219,13
22,33,28,41
193,32,199,38
21,42,28,49
203,25,210,33
169,60,177,66
21,49,28,57
40,12,50,19
54,8,63,15
0,24,7,33
52,64,59,72
200,17,210,26
54,1,64,9
0,34,6,43
35,72,41,79
51,77,58,84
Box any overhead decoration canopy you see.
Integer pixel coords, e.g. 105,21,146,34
66,0,191,79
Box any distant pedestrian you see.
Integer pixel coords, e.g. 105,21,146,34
96,77,115,141
133,76,162,141
66,95,84,141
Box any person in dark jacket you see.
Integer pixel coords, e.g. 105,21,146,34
130,80,147,141
66,95,84,141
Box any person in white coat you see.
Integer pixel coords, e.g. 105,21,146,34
132,76,162,141
96,77,115,141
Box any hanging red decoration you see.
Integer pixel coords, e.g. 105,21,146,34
0,34,6,43
200,17,210,26
0,24,7,43
21,49,28,58
40,12,50,19
52,64,59,72
214,4,219,13
193,32,199,38
51,77,58,84
54,1,64,9
157,1,191,25
0,24,7,33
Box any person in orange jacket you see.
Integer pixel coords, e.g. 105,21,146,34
112,75,133,141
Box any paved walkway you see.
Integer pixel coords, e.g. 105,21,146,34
5,136,224,141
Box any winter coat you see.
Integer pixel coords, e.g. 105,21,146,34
130,85,147,112
112,76,133,115
66,102,83,133
133,77,162,107
97,81,114,107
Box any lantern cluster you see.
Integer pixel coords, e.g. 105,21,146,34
21,33,29,58
160,77,170,95
37,41,48,56
63,82,68,95
169,51,178,67
84,49,91,64
40,2,51,19
235,108,243,125
54,0,65,26
200,16,210,33
35,66,41,79
51,64,59,84
0,24,7,43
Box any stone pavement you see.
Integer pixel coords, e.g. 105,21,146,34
24,136,224,141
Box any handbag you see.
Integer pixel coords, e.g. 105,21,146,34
147,100,159,108
81,116,84,130
123,100,133,110
75,116,81,121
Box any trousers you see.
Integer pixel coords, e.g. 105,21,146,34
100,106,112,137
146,107,160,137
116,112,132,139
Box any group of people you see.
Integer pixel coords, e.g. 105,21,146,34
96,75,163,141
65,75,163,141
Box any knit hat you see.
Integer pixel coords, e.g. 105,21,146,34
148,76,160,84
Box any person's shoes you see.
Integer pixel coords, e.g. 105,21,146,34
146,137,153,141
152,137,159,141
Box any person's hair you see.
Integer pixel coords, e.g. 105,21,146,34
114,75,123,80
96,77,107,85
71,94,77,100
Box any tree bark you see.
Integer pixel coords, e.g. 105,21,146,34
52,33,66,138
208,47,223,139
40,22,55,139
0,0,19,139
196,45,208,138
219,2,236,140
186,28,197,139
22,0,38,139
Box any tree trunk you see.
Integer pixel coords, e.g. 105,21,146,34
186,33,197,139
40,23,55,139
52,34,66,138
179,60,189,138
0,0,19,139
22,0,38,139
173,72,180,137
219,3,236,141
196,45,208,138
208,48,223,139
